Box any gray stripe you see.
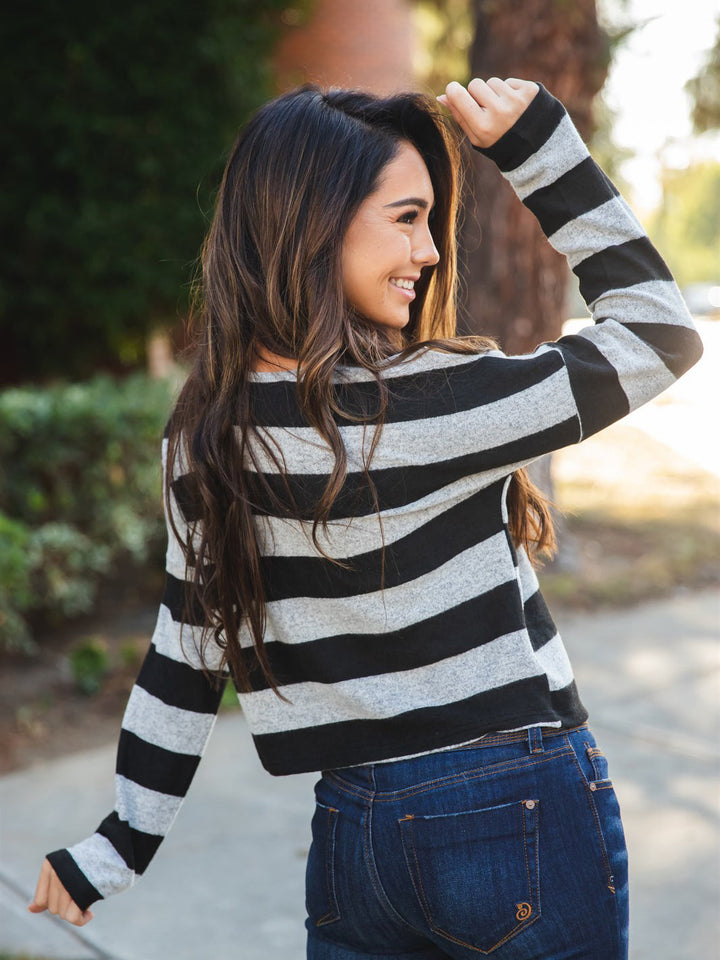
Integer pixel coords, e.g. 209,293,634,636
247,345,490,384
243,365,577,475
549,195,646,269
588,277,695,327
240,628,542,735
67,835,136,899
152,605,224,671
113,773,183,836
122,685,218,756
504,114,589,201
533,633,575,691
255,471,507,558
516,548,540,601
578,317,677,410
251,531,515,649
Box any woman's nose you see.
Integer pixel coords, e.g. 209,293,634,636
412,226,440,267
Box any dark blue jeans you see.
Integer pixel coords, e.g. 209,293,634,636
305,724,629,959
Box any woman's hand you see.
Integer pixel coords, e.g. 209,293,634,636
28,858,94,927
437,77,540,149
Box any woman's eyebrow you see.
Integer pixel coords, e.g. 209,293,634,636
383,196,434,211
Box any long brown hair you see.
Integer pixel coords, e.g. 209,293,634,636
167,84,555,693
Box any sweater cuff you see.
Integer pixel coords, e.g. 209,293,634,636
46,848,104,912
472,82,568,171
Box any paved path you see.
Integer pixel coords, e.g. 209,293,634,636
1,589,718,960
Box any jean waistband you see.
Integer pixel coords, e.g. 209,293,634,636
456,722,587,751
323,723,589,798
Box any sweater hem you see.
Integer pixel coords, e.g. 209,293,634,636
46,848,104,913
259,703,589,777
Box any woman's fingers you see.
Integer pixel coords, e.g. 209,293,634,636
28,859,94,927
28,859,52,913
482,76,507,97
467,76,501,105
438,76,539,149
441,81,492,147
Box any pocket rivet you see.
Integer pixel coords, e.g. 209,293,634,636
525,799,536,809
589,782,597,791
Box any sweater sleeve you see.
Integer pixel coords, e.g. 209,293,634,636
45,435,227,912
445,82,703,468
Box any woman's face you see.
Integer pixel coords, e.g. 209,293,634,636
341,141,440,334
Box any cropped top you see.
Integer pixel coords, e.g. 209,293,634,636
47,83,702,911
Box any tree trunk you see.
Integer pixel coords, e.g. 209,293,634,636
461,0,609,567
459,0,609,350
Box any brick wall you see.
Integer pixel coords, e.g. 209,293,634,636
274,0,416,95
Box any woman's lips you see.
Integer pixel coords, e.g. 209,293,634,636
389,278,416,300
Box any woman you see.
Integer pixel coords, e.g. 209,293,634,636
30,77,702,958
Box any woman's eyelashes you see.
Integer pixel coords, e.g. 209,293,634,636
397,209,419,224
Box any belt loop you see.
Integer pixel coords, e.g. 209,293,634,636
528,726,544,754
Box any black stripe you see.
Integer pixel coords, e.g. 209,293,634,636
253,675,585,776
136,642,226,713
549,680,587,725
46,848,103,912
116,730,201,797
168,414,579,525
523,156,619,237
250,349,566,429
260,479,507,602
555,335,628,437
623,321,703,378
575,237,674,305
249,415,580,521
162,573,206,626
523,589,558,652
244,579,524,689
95,811,163,876
472,83,566,172
171,473,202,523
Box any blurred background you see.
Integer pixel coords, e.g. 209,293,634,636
0,1,718,958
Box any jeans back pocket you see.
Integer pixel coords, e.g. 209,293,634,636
305,802,341,926
399,798,540,954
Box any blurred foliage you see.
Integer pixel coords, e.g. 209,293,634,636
0,0,296,383
646,162,720,286
412,0,634,183
0,374,174,651
69,636,110,695
587,96,632,193
412,0,474,92
686,15,720,134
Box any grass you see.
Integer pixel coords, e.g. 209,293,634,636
538,419,719,609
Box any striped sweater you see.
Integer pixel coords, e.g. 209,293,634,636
47,84,702,911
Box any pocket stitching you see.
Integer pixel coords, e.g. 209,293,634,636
565,735,616,894
314,804,341,926
399,801,540,954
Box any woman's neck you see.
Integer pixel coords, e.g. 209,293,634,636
252,344,298,373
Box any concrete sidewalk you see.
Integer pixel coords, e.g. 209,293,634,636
2,589,719,960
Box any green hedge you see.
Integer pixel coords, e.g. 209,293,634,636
2,0,300,381
0,373,175,651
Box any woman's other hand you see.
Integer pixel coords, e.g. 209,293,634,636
28,858,94,927
437,78,540,149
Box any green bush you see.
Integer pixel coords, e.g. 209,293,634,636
0,373,173,554
2,0,298,381
0,373,175,651
69,636,110,695
0,513,33,652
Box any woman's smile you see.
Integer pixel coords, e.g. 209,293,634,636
389,276,418,299
341,141,439,330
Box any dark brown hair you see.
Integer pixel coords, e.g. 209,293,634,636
167,83,555,694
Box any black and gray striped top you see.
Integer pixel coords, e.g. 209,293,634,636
47,83,702,911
